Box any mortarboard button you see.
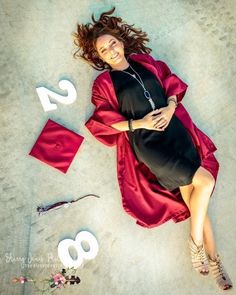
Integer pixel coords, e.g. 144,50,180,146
29,119,84,173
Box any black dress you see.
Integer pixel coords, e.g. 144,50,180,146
109,59,201,191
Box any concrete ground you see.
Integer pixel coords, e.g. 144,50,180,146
0,0,235,294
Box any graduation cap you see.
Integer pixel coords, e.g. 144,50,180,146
29,119,84,173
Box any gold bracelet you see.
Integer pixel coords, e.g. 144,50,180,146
167,98,178,107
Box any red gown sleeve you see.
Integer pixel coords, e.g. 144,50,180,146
85,79,127,147
152,58,188,103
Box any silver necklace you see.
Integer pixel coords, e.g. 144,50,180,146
122,64,156,110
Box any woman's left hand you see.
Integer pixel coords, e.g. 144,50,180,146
153,105,175,131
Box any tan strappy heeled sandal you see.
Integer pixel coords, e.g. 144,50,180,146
188,235,209,275
208,254,233,291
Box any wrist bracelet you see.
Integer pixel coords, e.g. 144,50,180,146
168,98,178,107
128,119,134,132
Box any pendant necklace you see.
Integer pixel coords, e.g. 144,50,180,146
122,64,156,110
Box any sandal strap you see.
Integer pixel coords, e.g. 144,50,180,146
208,254,233,289
188,235,209,273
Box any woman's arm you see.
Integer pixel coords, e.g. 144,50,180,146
111,118,143,131
167,95,178,108
111,109,166,131
111,95,177,131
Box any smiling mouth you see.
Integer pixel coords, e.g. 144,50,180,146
111,54,119,60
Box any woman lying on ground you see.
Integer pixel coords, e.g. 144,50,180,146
73,7,233,291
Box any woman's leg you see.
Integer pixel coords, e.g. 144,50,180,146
179,167,233,290
181,166,215,246
179,181,217,260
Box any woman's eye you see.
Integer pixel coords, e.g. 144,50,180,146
100,41,116,54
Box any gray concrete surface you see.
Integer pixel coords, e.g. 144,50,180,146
0,0,235,294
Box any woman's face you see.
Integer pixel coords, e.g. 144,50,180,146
95,34,125,67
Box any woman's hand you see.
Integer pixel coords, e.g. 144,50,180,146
141,105,175,131
153,105,176,131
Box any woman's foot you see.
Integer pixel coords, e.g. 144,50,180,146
188,235,209,275
208,254,233,291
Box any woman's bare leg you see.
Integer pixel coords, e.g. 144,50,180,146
179,181,217,260
187,167,215,246
179,167,233,289
203,215,217,260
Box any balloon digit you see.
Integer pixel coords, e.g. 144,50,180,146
36,79,77,112
57,231,99,269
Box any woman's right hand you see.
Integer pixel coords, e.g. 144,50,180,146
141,109,165,131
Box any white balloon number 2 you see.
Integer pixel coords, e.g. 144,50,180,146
36,79,77,112
58,231,99,269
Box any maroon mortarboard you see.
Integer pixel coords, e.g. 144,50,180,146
29,119,84,173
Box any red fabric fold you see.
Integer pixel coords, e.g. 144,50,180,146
152,59,188,103
85,81,126,146
85,53,219,228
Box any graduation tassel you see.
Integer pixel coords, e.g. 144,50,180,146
37,194,100,216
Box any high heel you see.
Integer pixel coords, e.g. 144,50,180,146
208,254,233,291
188,235,209,275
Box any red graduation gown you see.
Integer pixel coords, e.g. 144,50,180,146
85,53,219,228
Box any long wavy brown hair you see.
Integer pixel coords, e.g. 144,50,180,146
72,7,152,71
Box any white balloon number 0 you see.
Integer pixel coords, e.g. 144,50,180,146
36,79,77,112
58,231,99,269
